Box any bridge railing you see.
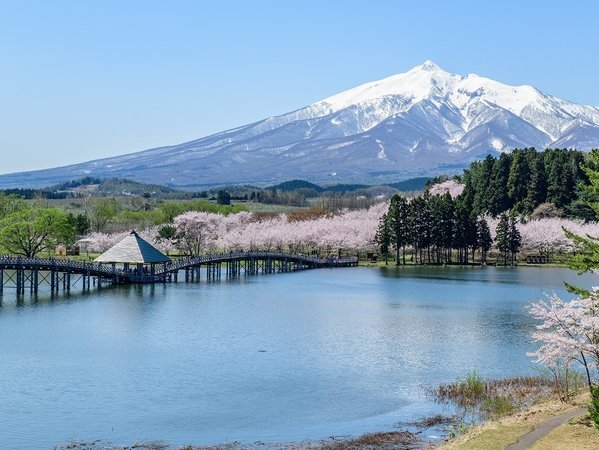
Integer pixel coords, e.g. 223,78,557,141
0,256,118,275
158,251,358,274
0,252,358,281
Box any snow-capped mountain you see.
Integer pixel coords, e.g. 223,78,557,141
3,61,599,188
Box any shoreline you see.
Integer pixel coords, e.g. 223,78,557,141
54,377,598,450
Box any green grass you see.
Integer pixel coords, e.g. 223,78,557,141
531,415,599,450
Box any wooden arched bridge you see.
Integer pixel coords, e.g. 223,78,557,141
0,252,358,295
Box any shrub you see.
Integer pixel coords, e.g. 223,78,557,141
463,370,485,401
589,385,599,429
482,395,515,418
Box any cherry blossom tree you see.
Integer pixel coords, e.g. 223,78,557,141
173,211,220,255
528,291,599,399
486,216,599,258
80,203,599,259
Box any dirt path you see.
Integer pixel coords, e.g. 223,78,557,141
504,406,587,450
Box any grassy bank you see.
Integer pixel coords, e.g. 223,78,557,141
438,393,597,449
358,259,568,268
530,414,599,450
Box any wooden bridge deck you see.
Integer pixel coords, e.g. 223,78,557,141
0,252,358,294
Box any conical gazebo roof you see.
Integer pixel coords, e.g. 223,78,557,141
95,231,171,264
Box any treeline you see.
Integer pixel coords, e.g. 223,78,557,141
218,178,432,209
460,148,593,219
248,189,309,207
376,192,521,266
0,188,82,200
0,177,197,200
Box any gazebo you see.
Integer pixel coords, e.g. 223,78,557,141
95,230,170,280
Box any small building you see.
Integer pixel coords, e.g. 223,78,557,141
55,244,80,256
95,230,170,281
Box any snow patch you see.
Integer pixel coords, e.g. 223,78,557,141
490,138,504,150
376,139,387,160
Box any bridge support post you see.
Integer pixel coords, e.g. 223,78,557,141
33,270,38,294
16,268,23,296
0,269,3,294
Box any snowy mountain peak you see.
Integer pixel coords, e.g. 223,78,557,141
1,61,599,188
414,59,442,72
317,61,459,112
313,62,599,142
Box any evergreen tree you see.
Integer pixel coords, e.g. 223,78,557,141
545,149,573,207
566,149,599,273
568,149,599,221
67,212,91,236
507,149,530,212
495,212,510,266
472,155,495,213
217,190,231,205
430,195,448,264
409,194,432,264
476,217,493,264
456,148,590,219
525,150,547,212
453,201,472,264
488,153,512,215
387,195,409,265
375,213,392,264
508,214,522,265
440,192,455,263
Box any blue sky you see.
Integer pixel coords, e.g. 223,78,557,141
1,0,598,173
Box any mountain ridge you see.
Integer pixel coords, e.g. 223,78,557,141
2,61,599,189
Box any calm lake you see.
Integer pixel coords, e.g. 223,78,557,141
0,266,595,448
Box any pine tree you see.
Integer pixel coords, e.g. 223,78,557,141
217,190,231,205
545,149,572,207
453,202,471,264
375,213,392,264
495,212,510,266
525,150,547,212
472,155,495,214
488,154,512,215
508,149,530,212
387,195,409,265
566,150,599,273
440,192,455,263
476,217,493,264
410,194,432,264
508,214,522,266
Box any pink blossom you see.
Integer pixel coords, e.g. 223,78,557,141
528,291,599,385
428,180,464,198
